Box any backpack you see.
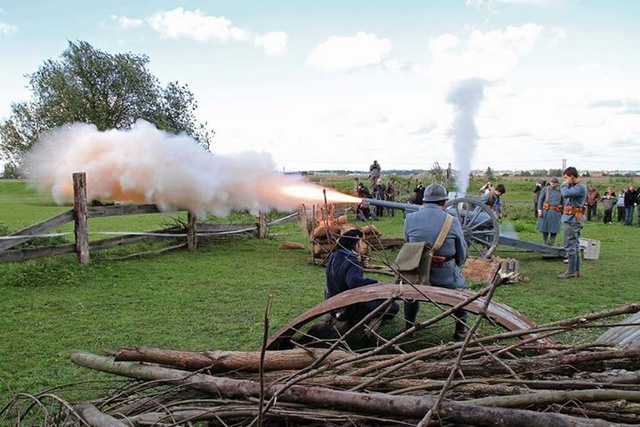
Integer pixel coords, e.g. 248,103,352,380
392,214,454,285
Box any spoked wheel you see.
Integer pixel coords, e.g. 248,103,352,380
444,197,500,259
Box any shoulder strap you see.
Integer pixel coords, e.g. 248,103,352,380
431,214,453,253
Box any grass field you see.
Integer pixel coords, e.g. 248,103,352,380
1,175,639,405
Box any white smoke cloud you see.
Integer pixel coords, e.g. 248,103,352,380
446,79,487,194
22,120,349,217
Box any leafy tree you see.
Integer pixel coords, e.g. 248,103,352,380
0,40,214,170
2,162,19,179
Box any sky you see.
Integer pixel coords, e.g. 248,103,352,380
1,0,639,174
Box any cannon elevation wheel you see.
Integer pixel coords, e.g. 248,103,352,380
444,197,500,259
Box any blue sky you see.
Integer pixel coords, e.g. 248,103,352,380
1,0,639,173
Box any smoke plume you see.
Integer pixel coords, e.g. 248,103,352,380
446,78,487,195
22,120,354,216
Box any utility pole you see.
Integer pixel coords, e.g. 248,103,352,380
562,158,567,171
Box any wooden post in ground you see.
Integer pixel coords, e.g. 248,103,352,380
73,172,90,265
187,211,197,250
257,211,266,238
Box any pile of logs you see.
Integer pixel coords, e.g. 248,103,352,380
3,303,640,427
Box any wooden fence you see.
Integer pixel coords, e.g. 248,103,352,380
0,173,269,265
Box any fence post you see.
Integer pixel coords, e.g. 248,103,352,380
73,172,90,265
257,212,266,238
187,211,197,250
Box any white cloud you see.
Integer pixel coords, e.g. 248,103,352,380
430,33,461,56
426,23,543,81
146,8,250,42
111,15,143,29
307,32,392,71
254,31,288,56
0,20,18,36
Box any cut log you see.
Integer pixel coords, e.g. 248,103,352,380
114,346,351,373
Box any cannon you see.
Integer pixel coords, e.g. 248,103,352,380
361,197,565,259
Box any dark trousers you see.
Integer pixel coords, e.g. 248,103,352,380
617,206,625,222
586,204,597,221
603,209,613,223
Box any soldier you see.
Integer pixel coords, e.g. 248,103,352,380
557,167,587,279
481,183,506,220
536,177,564,246
403,183,469,341
325,229,398,321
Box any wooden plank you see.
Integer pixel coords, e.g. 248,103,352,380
0,210,74,251
0,233,166,263
87,204,161,218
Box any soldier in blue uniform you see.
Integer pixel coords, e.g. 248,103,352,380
536,177,564,246
403,183,469,341
325,228,398,321
558,167,587,279
480,184,506,219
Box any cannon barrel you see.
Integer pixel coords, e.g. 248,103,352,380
361,198,419,212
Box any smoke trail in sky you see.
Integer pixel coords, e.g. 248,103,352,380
446,78,486,195
22,120,357,216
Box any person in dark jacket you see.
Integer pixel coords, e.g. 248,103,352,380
325,229,398,322
623,185,638,226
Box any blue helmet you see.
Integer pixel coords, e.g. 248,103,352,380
422,183,448,202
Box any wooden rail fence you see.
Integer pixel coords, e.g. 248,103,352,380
0,172,268,265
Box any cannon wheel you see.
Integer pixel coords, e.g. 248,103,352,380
445,197,500,259
266,283,556,351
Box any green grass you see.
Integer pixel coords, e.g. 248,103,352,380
0,177,639,405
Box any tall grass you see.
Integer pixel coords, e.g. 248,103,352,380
0,176,639,404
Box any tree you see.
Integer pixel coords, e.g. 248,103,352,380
0,40,214,170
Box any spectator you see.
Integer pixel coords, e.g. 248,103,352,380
356,182,372,199
372,178,386,218
536,177,563,246
413,182,425,205
623,185,638,226
617,188,626,223
601,187,616,225
384,179,397,217
356,201,378,222
481,183,506,220
585,185,601,221
368,160,381,188
558,166,587,279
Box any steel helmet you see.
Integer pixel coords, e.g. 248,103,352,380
422,183,448,202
